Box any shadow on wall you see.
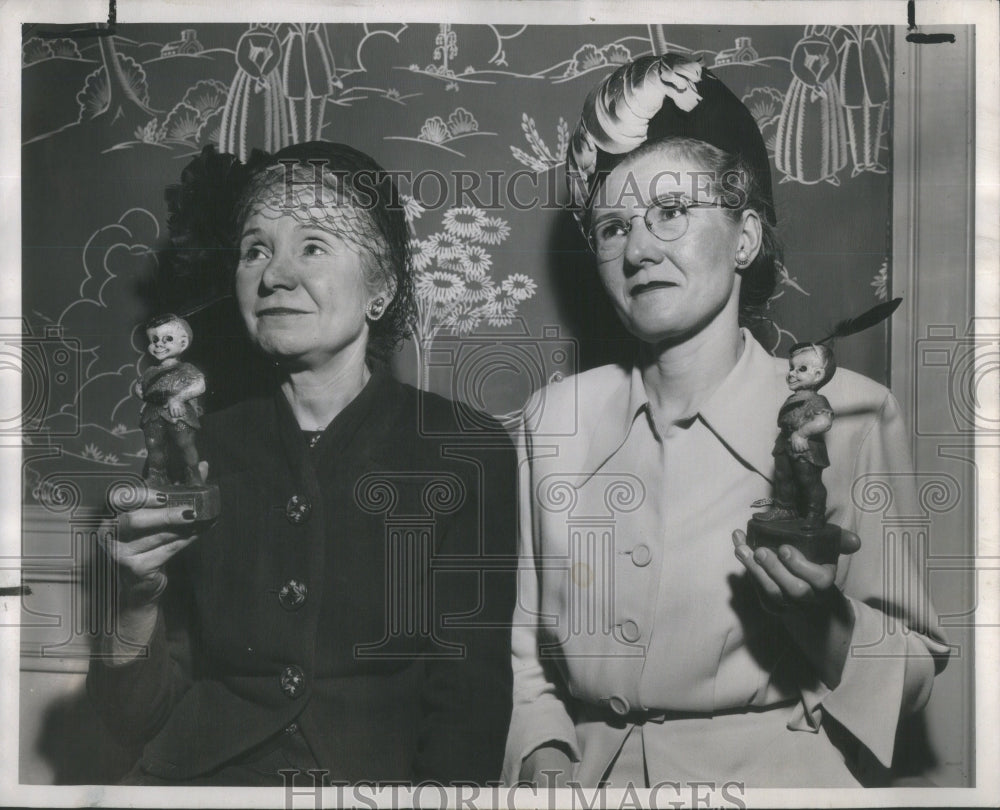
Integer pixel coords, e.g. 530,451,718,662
26,684,140,784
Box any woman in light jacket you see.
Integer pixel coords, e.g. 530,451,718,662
503,54,949,788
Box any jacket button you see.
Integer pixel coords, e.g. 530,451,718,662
620,619,641,643
284,722,299,735
278,579,308,611
607,695,630,716
630,544,652,567
279,665,305,698
285,495,312,525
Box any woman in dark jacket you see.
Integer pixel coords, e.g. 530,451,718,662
88,142,517,786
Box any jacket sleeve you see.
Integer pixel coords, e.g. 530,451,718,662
86,552,196,748
502,416,581,785
412,428,518,785
796,390,951,768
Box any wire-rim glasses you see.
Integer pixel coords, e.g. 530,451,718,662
587,195,729,260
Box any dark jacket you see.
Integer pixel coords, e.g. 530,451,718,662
88,371,518,784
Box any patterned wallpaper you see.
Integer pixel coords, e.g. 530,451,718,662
20,22,894,505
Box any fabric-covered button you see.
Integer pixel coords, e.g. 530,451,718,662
620,619,641,643
630,544,652,567
285,495,312,525
278,580,308,611
280,665,305,698
607,695,630,716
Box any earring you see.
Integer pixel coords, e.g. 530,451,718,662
735,249,751,268
366,297,386,321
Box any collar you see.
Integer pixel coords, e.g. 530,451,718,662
581,329,785,482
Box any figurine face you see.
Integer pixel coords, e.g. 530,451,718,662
235,202,374,370
787,347,827,391
590,147,746,345
146,321,190,362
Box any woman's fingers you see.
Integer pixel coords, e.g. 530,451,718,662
118,506,197,539
734,543,785,603
752,546,814,600
775,544,836,591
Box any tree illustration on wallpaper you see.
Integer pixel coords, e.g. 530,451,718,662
432,24,459,78
78,24,159,136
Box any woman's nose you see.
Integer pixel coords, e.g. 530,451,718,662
623,216,666,270
259,252,299,291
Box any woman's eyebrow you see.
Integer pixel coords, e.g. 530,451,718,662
239,226,263,241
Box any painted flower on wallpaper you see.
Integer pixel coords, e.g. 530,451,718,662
419,116,450,144
399,194,425,225
510,113,570,172
871,259,888,301
477,216,511,245
443,206,487,239
411,207,535,384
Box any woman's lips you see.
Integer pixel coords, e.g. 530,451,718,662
256,307,311,316
629,281,677,296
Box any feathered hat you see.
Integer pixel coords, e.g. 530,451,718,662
566,54,775,225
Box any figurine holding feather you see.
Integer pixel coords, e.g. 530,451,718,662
747,297,902,564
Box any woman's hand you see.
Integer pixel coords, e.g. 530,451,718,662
732,528,859,612
790,430,810,453
166,397,186,419
518,743,575,788
101,463,208,658
732,528,860,688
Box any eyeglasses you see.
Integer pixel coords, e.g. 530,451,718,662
587,195,728,260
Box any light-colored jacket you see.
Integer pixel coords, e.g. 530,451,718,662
503,332,949,786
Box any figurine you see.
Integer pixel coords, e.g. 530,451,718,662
755,342,834,529
135,314,219,519
747,298,902,565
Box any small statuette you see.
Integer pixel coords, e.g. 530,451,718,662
135,314,220,521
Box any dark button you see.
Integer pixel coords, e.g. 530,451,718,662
278,579,308,611
630,544,652,567
280,665,305,699
285,722,299,735
620,619,641,643
607,695,630,716
285,495,312,525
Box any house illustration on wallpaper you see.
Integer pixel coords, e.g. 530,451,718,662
161,29,204,57
714,36,758,66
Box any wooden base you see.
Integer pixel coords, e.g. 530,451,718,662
746,518,841,565
158,483,221,522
